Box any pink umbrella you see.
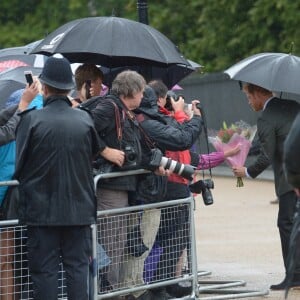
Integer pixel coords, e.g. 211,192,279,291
0,60,29,73
171,84,183,90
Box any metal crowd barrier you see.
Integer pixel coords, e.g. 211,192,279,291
93,170,199,299
0,171,269,300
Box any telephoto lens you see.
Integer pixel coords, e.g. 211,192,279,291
160,157,195,181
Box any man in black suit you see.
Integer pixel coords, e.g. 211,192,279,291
283,112,300,292
233,83,300,290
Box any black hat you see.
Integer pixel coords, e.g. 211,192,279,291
39,56,74,90
284,113,300,188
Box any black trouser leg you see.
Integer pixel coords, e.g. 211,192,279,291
278,191,299,274
27,226,91,300
27,227,61,300
61,226,92,300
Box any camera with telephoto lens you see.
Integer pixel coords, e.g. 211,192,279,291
123,145,138,167
148,148,195,181
189,179,214,205
165,90,184,111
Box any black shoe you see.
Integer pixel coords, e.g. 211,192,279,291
151,287,170,300
125,290,156,300
136,290,155,300
166,282,193,297
270,278,300,290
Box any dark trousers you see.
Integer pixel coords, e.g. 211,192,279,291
278,191,300,276
27,226,92,300
153,182,190,281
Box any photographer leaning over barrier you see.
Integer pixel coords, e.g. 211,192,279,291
90,70,161,296
131,80,240,300
120,83,205,300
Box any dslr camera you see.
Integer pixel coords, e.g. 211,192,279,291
123,145,138,168
189,179,214,205
148,148,195,181
165,90,184,111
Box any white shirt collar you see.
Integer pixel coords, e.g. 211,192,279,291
263,96,275,111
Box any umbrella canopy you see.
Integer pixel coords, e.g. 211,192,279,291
100,59,201,89
0,40,43,57
224,52,300,95
30,16,190,68
0,66,42,83
0,81,25,109
0,66,42,109
0,54,36,66
0,58,29,73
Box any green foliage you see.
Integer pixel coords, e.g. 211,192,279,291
0,0,299,72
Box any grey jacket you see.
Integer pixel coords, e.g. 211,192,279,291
0,105,19,145
247,97,300,197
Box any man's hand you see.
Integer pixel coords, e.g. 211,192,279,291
18,81,39,111
100,147,125,167
154,165,171,176
232,166,246,177
171,96,185,112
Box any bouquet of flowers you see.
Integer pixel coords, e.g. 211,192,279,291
209,121,257,187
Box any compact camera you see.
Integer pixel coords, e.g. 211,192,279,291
85,79,92,99
165,90,184,111
123,145,138,168
189,179,214,205
149,148,195,181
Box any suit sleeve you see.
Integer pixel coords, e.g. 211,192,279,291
257,117,276,162
247,150,270,178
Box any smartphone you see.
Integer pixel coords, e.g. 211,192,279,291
24,71,33,86
85,80,92,99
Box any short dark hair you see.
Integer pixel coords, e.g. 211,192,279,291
148,80,168,99
243,83,271,95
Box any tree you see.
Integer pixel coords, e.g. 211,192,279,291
0,0,299,72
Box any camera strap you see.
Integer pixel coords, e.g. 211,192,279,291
122,108,157,151
108,95,157,154
198,104,213,180
110,101,123,143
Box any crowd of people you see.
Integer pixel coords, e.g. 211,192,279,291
0,55,299,300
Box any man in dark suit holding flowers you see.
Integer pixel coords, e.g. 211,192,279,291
233,82,300,290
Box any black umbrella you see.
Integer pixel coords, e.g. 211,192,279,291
30,16,191,68
0,66,42,109
224,52,300,95
100,59,201,89
0,80,25,109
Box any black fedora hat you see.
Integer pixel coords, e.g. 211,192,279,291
39,56,74,90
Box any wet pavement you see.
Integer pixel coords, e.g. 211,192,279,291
194,170,300,300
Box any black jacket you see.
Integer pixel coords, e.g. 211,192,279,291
135,87,203,154
134,87,203,200
0,104,19,145
91,94,141,191
15,96,100,225
247,97,300,196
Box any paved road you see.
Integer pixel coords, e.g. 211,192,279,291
194,175,300,300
